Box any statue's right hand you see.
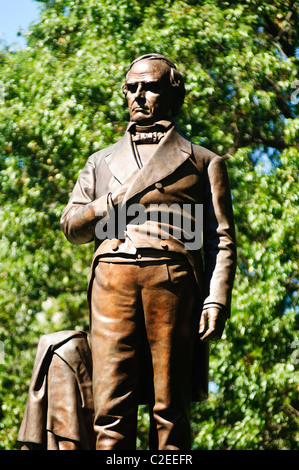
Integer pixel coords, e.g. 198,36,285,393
91,184,128,220
91,194,109,219
90,184,129,220
111,185,129,207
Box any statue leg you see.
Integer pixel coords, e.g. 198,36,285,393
91,262,142,450
140,262,197,450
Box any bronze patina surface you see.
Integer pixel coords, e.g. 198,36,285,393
19,54,236,450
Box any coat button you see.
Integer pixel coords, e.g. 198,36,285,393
111,240,119,251
155,182,163,190
137,253,142,259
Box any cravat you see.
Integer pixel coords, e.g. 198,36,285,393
131,124,167,144
131,131,165,144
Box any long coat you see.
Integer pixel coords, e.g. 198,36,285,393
61,122,237,401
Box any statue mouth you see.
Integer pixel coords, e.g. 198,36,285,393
134,106,147,111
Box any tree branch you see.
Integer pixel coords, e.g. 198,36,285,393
265,75,294,119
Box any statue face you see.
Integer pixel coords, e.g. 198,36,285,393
125,59,172,125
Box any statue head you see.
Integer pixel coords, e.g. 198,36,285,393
123,53,185,125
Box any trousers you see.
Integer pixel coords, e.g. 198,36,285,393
90,260,198,450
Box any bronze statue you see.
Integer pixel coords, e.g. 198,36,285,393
19,54,236,450
18,330,95,450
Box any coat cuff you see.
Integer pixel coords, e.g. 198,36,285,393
202,302,229,319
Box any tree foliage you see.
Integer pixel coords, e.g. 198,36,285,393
0,0,298,449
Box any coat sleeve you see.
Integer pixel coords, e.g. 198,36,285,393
202,156,237,318
60,155,109,245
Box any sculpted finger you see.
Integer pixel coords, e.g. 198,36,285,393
198,311,208,335
200,315,218,341
206,322,225,341
201,327,217,342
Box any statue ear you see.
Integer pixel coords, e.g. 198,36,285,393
170,68,181,88
168,68,185,116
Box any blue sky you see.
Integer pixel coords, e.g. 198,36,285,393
0,0,41,48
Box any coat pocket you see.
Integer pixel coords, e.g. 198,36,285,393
166,262,191,285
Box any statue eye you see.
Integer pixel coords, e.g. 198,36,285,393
125,82,160,94
143,82,160,93
126,83,138,93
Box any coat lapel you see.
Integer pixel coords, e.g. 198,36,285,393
123,125,192,204
104,131,140,184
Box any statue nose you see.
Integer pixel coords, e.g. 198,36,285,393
135,83,144,98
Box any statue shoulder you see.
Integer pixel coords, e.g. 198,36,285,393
191,140,223,166
174,127,221,165
87,140,121,166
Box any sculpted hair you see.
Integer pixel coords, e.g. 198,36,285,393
123,53,186,116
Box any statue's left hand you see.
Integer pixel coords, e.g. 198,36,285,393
198,308,226,342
